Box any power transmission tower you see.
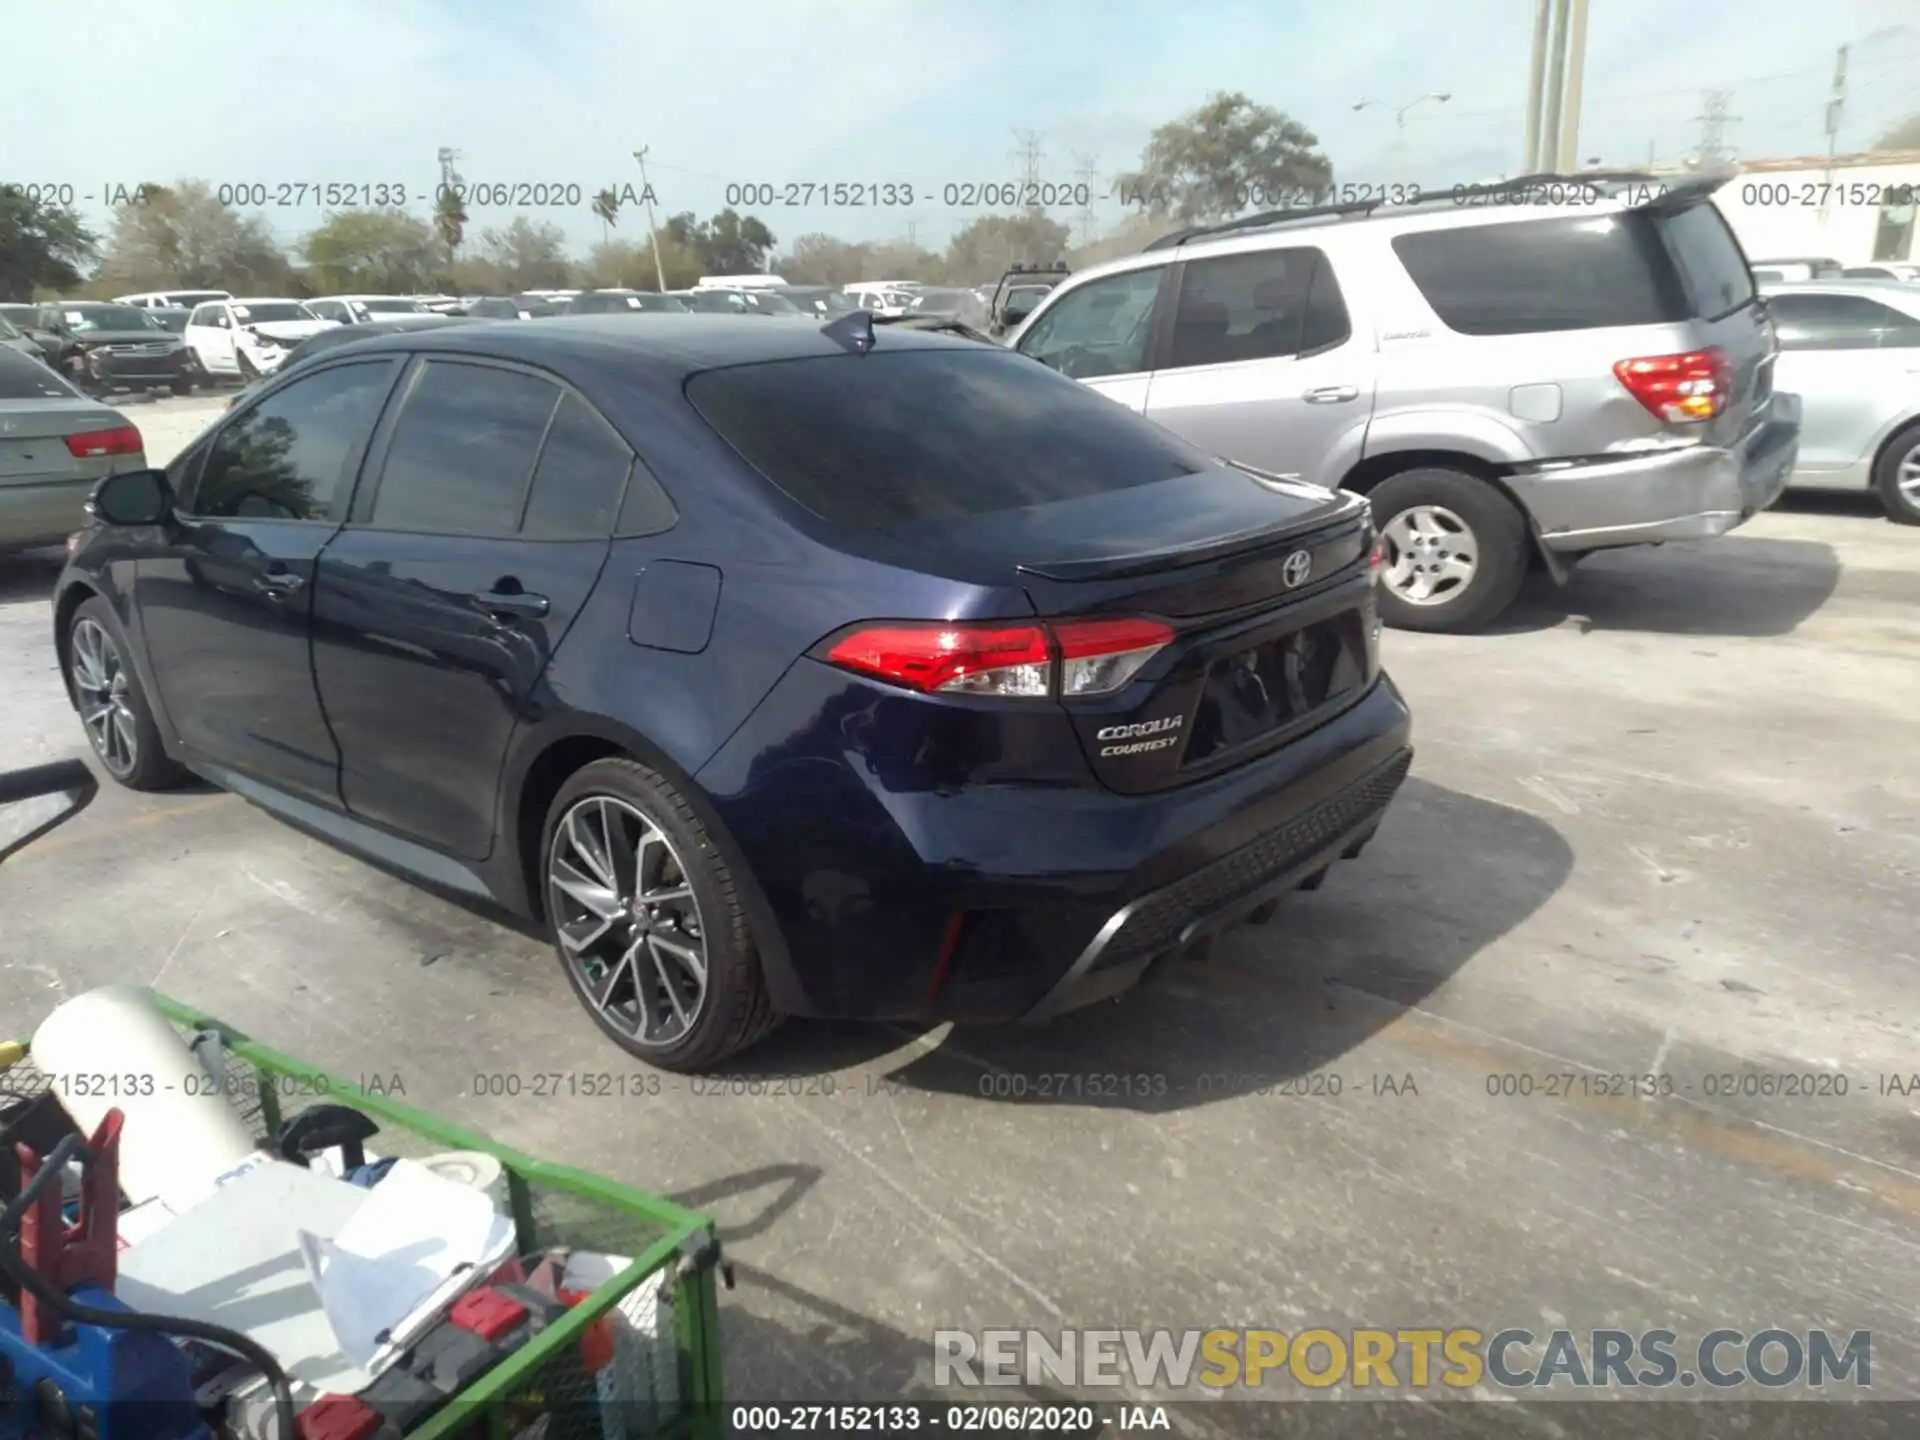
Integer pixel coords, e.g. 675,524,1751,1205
436,147,461,190
906,217,918,248
1687,90,1740,168
1071,152,1099,245
1010,130,1045,207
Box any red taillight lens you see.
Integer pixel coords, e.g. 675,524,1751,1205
1368,533,1386,584
825,616,1175,699
64,426,143,458
1612,347,1731,423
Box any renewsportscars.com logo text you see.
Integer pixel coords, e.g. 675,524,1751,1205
934,1327,1872,1391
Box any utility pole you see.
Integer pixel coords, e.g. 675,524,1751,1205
1554,0,1590,170
1352,94,1450,188
1687,91,1740,169
632,147,667,292
1824,45,1849,161
1522,0,1552,171
1540,0,1572,172
1071,152,1099,245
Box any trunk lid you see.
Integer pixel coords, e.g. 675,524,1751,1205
896,465,1378,795
0,400,125,481
1643,193,1775,446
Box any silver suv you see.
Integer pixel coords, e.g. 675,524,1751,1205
1007,171,1802,632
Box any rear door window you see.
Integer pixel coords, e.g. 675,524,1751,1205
367,361,560,535
1164,248,1348,370
520,392,634,538
1392,214,1684,335
687,348,1205,529
1767,293,1918,351
1654,203,1756,320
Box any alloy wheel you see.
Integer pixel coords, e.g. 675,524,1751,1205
547,795,708,1048
1898,443,1920,507
70,618,138,777
1381,504,1479,606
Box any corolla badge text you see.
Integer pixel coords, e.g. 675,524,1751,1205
1098,715,1182,757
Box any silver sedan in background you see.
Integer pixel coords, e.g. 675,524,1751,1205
0,348,147,552
1762,279,1920,525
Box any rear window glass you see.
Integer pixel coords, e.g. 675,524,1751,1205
1392,213,1685,335
1655,203,1755,319
686,349,1207,528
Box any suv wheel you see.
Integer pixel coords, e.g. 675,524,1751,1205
1873,422,1920,526
1368,468,1529,633
66,598,188,790
540,758,780,1071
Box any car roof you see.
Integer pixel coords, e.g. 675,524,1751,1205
332,312,984,379
227,296,310,305
1760,278,1920,305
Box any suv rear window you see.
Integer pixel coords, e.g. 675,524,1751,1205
1654,203,1755,320
1393,213,1686,335
686,349,1206,528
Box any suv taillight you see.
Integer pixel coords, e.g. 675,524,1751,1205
825,618,1174,699
1613,347,1732,423
64,426,142,457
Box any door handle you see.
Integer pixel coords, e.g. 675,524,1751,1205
1303,385,1360,404
255,569,305,597
474,588,550,621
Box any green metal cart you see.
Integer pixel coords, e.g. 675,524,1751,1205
6,992,726,1440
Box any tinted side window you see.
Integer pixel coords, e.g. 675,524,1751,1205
521,393,632,538
187,362,397,521
1017,267,1163,379
1655,203,1755,319
1165,248,1347,371
1766,294,1896,351
1393,214,1684,335
369,361,559,535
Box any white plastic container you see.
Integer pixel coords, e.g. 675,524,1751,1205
31,985,261,1212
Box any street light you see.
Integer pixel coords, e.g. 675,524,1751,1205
1352,93,1451,188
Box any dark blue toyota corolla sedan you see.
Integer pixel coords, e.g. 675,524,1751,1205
54,314,1412,1069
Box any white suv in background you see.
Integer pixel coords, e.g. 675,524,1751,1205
115,289,233,310
305,295,430,325
182,298,337,380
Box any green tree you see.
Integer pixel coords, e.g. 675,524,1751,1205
785,233,875,285
944,212,1071,285
0,187,99,296
1116,91,1332,226
1875,113,1920,150
302,208,439,293
96,181,290,292
476,216,571,290
591,187,623,245
699,209,777,272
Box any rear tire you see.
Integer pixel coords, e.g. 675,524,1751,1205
1368,467,1530,633
540,758,780,1072
66,597,189,791
1873,422,1920,526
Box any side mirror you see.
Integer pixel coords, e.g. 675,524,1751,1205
89,469,173,526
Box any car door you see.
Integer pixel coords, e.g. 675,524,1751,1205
1137,246,1370,487
1013,264,1170,412
132,358,402,802
308,357,627,859
186,304,238,373
1766,292,1910,479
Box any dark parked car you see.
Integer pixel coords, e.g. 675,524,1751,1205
148,307,193,334
55,316,1412,1069
29,302,196,395
0,304,74,366
462,296,563,319
777,286,857,319
568,289,687,314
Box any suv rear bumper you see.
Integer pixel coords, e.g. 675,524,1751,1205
1508,393,1801,553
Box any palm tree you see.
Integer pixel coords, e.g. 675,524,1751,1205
592,188,623,246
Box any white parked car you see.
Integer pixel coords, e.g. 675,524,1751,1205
182,298,336,380
841,283,918,317
114,289,233,310
305,295,430,325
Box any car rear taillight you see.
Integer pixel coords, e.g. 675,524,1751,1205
1368,533,1386,585
825,617,1175,699
1612,347,1732,423
64,426,142,458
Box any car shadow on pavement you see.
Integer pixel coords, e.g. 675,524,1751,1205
1490,535,1840,638
735,777,1572,1113
0,548,66,604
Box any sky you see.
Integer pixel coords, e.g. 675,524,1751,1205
6,0,1917,267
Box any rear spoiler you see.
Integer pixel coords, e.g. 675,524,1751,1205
1017,488,1368,581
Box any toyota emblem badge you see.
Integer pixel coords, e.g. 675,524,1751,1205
1281,549,1313,588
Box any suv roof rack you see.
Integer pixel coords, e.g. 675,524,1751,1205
1143,167,1734,252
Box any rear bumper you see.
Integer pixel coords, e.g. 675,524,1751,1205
0,476,101,550
1508,394,1801,553
701,664,1415,1023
